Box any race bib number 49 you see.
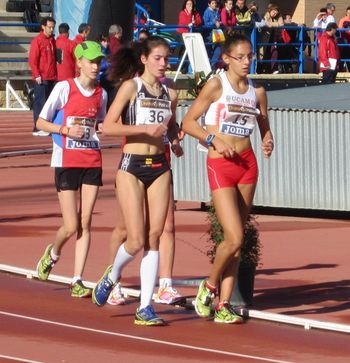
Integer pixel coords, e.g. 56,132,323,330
66,116,99,150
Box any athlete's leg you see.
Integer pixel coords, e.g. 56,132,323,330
109,186,127,265
53,190,79,256
73,184,99,277
140,171,171,308
158,184,175,281
218,184,256,302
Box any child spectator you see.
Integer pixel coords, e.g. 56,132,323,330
177,0,202,34
221,0,236,33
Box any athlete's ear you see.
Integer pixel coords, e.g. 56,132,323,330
140,54,147,65
221,53,230,66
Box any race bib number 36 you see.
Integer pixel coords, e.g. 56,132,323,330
137,99,171,125
66,116,100,150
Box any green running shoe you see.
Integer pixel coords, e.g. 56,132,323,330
36,244,56,281
71,280,92,298
194,280,215,318
214,302,244,324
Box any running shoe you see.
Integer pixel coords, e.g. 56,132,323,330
107,282,126,305
154,286,183,304
194,280,215,318
134,305,165,326
214,302,244,324
92,265,115,307
71,279,92,298
36,244,56,281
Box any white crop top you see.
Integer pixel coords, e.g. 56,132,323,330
204,72,259,138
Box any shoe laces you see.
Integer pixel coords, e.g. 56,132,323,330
42,257,55,273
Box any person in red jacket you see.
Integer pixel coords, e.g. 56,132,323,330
74,23,91,45
177,0,202,34
56,23,76,81
221,0,237,32
108,24,123,56
29,16,57,136
318,22,340,84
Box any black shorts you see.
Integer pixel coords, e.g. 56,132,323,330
118,153,170,189
54,167,103,192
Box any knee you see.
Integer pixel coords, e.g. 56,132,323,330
79,215,92,233
148,227,163,245
63,223,78,239
224,230,244,254
125,235,144,255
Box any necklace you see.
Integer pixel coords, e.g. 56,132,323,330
140,77,162,96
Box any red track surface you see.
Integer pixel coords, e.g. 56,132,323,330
1,112,350,362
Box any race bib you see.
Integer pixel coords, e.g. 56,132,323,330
219,104,259,138
136,98,172,125
65,116,100,150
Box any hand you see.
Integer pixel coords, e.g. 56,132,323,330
145,123,168,138
261,139,274,158
68,124,85,139
212,137,235,158
171,142,184,157
35,76,42,85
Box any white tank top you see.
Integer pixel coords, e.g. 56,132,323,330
204,72,259,138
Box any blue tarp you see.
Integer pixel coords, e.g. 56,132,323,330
53,0,93,38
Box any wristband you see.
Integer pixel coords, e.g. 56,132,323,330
206,133,215,146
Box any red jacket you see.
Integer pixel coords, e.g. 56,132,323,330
29,32,57,80
74,34,85,45
109,36,122,56
318,32,340,71
221,8,236,27
177,9,202,33
56,35,76,81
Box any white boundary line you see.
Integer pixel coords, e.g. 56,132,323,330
1,263,350,334
0,354,44,363
0,310,292,363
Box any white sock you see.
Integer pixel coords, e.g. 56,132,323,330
110,243,134,283
50,248,60,261
140,250,159,309
72,276,81,284
159,278,172,289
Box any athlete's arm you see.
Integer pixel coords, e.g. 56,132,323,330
255,85,274,158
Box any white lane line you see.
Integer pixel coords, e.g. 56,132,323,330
0,310,293,363
0,355,44,363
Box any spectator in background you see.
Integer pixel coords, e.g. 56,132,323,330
338,6,350,71
56,23,76,81
138,29,150,41
177,0,202,73
313,7,328,30
234,0,253,28
109,24,123,56
279,14,299,73
221,0,236,34
203,0,222,69
248,1,265,28
177,0,202,34
318,22,340,84
29,16,57,136
325,3,337,25
74,23,91,44
263,4,284,74
97,33,111,96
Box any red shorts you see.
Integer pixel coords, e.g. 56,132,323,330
207,148,258,191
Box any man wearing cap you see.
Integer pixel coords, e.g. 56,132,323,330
35,41,108,298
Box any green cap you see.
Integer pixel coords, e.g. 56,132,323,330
74,41,105,60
